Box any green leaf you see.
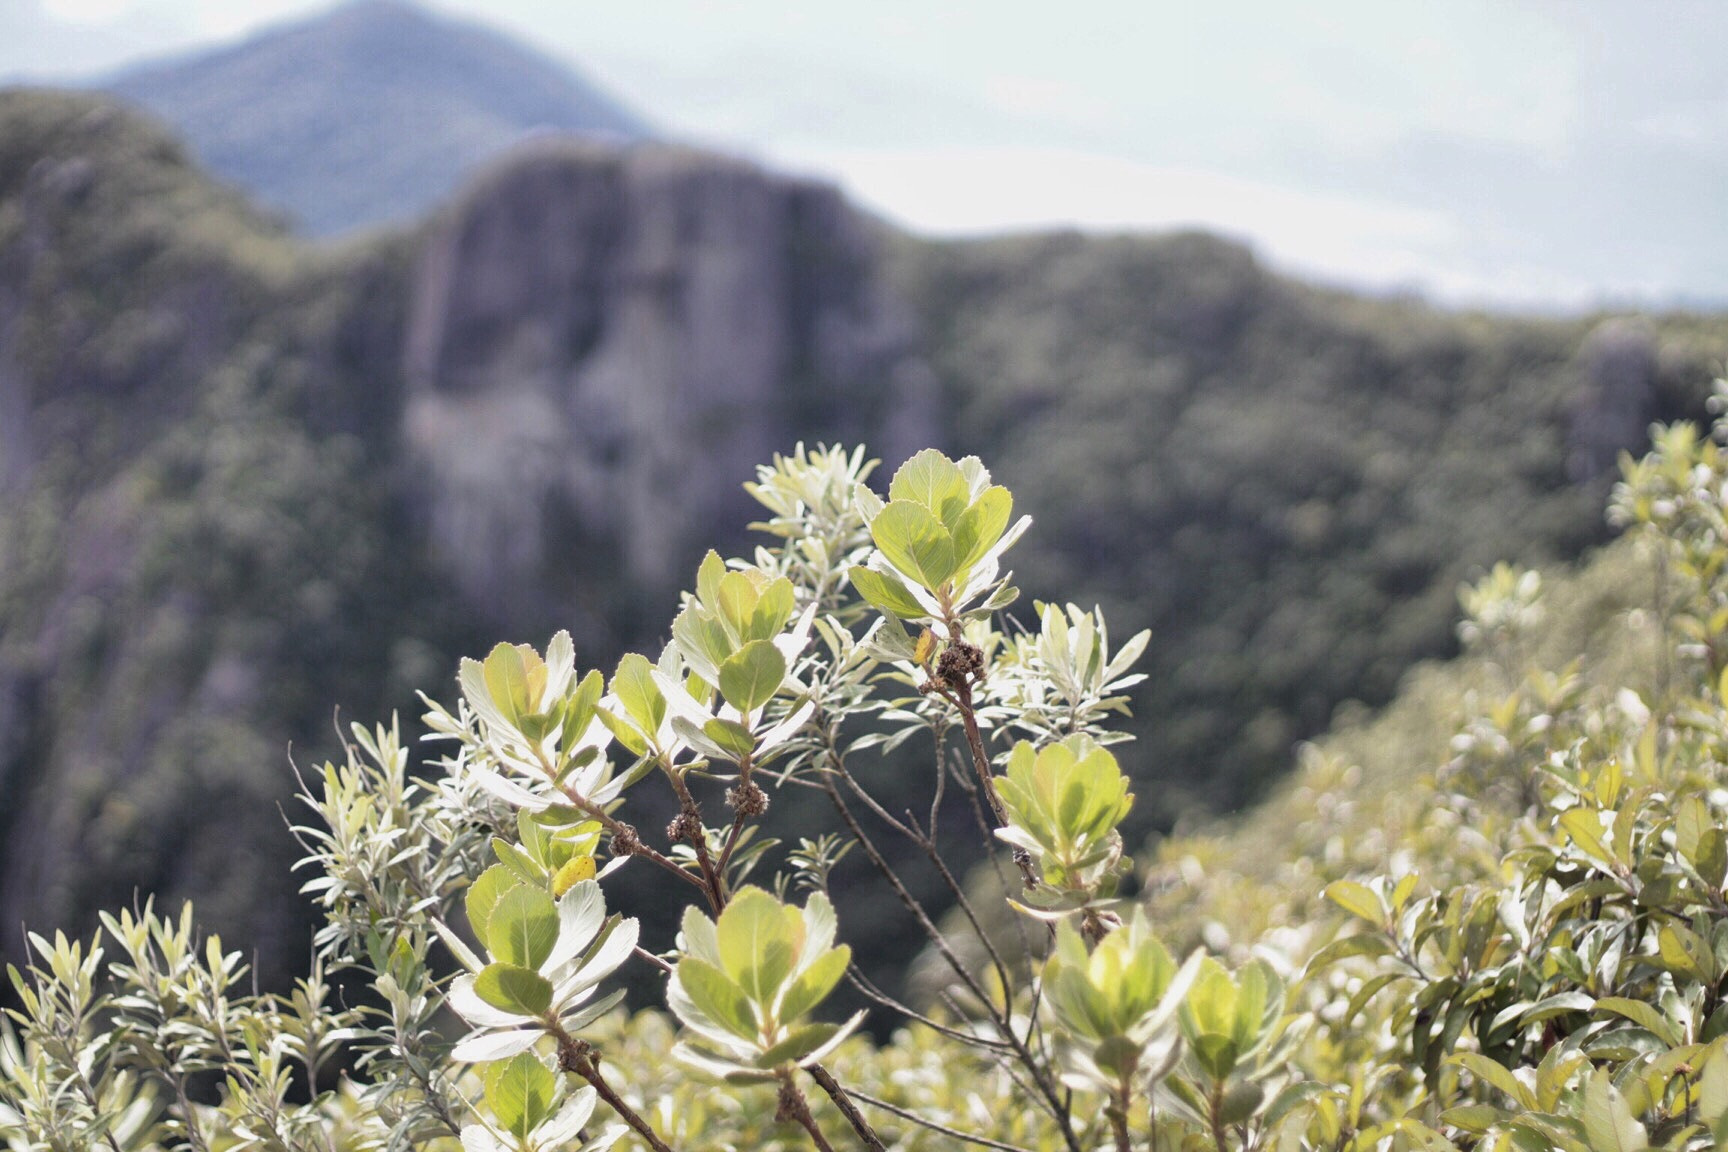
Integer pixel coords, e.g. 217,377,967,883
1324,881,1385,925
703,717,757,760
755,1021,841,1069
474,963,553,1018
611,653,665,741
674,607,734,682
1582,1070,1647,1152
870,500,957,592
677,957,755,1038
1438,1105,1505,1135
950,485,1013,571
465,865,518,947
696,550,728,611
487,885,560,971
1448,1053,1537,1110
848,565,929,621
482,642,531,725
716,572,761,644
716,887,798,1007
777,944,850,1024
492,837,545,885
596,706,649,758
746,577,796,642
718,640,787,714
484,1051,555,1138
1560,808,1615,869
1594,998,1681,1046
888,448,970,525
1190,1033,1241,1083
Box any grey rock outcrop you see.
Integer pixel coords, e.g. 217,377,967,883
402,141,938,644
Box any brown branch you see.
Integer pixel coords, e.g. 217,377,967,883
776,1070,836,1152
554,1031,677,1152
806,1063,887,1151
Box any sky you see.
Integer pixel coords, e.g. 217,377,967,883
2,0,1725,309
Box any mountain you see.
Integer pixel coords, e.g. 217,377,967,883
103,0,650,235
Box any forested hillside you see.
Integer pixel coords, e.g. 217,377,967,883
2,86,1726,991
894,231,1728,814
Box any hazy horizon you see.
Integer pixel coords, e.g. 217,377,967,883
2,0,1724,311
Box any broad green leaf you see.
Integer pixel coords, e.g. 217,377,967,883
465,865,518,947
1190,1033,1241,1083
1594,998,1680,1046
492,837,545,886
888,448,969,524
776,944,850,1024
474,963,553,1018
674,606,733,675
676,957,755,1038
754,1021,841,1069
848,565,929,620
485,1051,555,1138
611,653,665,741
559,669,605,748
703,717,757,760
1582,1070,1647,1152
1439,1105,1505,1135
950,485,1013,571
870,500,957,591
1560,808,1614,869
482,642,531,725
746,577,796,642
715,572,761,644
595,707,648,758
487,885,560,971
718,640,786,714
1449,1053,1537,1110
715,888,798,1005
696,550,728,610
1324,881,1385,925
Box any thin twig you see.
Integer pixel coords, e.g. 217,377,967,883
847,1088,1040,1152
844,970,1012,1051
819,754,1080,1152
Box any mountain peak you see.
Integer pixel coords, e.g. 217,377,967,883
105,0,651,235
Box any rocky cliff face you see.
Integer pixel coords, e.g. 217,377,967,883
0,91,937,980
401,141,936,644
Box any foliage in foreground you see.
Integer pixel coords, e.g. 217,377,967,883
14,407,1728,1149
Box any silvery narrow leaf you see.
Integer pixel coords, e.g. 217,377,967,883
541,882,606,973
535,1084,599,1145
449,974,532,1029
757,700,816,753
796,1009,868,1067
772,602,819,664
557,918,639,1003
472,770,552,813
460,1124,506,1152
451,1027,541,1063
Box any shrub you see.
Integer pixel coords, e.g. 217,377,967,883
11,416,1728,1151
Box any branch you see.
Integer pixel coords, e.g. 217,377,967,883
806,1063,887,1151
847,1087,1040,1152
